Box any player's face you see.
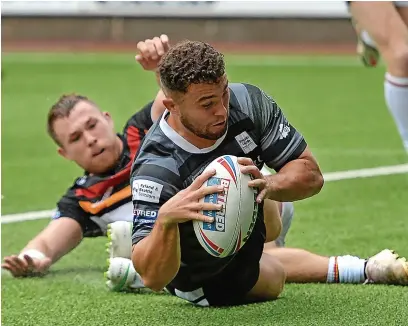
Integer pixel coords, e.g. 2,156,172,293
54,101,122,174
177,75,230,140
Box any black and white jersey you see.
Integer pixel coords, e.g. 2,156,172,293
131,83,307,290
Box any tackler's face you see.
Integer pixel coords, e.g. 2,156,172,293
174,75,230,141
54,101,121,174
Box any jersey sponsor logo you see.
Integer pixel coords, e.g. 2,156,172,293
217,155,238,184
235,131,257,154
278,123,290,140
133,209,158,225
76,176,87,186
202,177,229,232
134,218,156,224
133,208,158,219
132,179,163,203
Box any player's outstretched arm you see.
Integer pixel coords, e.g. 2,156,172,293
132,169,222,292
2,217,82,277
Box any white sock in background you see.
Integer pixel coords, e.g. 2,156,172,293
384,73,408,153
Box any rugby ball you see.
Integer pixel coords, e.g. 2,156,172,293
193,155,259,258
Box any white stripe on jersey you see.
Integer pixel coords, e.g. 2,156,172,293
90,202,133,232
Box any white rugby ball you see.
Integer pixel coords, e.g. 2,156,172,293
193,155,259,258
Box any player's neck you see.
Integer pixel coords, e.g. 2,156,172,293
167,114,217,149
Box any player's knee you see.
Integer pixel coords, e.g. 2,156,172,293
258,254,286,300
264,258,286,299
383,40,408,76
390,45,408,75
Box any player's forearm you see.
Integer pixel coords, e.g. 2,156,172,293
22,234,80,264
21,237,53,260
132,221,180,292
266,158,324,202
21,218,83,264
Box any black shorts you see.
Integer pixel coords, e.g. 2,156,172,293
82,218,105,237
167,217,265,307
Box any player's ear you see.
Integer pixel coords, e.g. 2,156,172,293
102,112,113,126
162,97,177,114
57,147,71,160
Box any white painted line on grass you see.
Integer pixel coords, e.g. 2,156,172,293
1,163,407,224
1,209,56,224
323,163,408,182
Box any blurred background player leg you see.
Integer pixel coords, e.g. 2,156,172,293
350,1,408,154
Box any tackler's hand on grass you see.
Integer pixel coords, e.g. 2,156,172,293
2,254,52,278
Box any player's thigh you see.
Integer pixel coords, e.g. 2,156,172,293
263,199,282,243
246,253,286,302
350,2,408,55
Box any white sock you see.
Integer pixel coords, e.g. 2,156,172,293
384,73,408,153
327,255,367,284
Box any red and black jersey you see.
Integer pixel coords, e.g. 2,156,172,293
52,101,154,237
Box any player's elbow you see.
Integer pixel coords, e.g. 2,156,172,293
132,262,166,292
305,160,324,196
312,171,324,195
142,277,167,293
132,255,176,292
139,268,175,292
142,265,179,292
299,148,324,196
309,171,324,195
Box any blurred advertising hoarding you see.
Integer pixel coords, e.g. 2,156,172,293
1,1,350,18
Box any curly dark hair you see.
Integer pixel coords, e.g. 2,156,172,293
158,40,225,93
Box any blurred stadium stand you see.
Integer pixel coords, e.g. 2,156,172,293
1,1,356,52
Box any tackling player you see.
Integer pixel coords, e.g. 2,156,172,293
1,35,170,278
